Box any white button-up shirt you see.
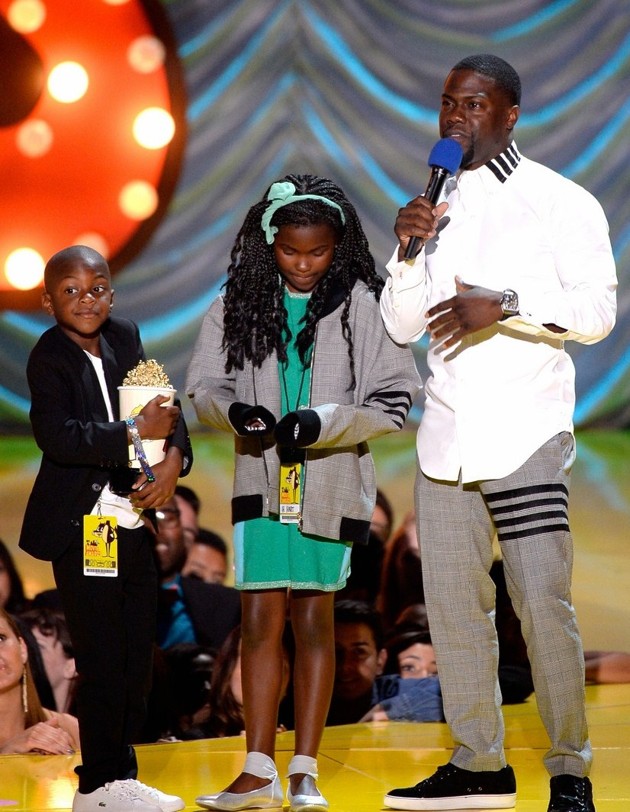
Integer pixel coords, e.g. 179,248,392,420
380,144,617,483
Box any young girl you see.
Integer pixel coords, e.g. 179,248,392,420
186,174,420,812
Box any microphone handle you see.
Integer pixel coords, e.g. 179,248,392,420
403,166,450,260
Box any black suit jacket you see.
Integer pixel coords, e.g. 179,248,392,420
19,317,192,561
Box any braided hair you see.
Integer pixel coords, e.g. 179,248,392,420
221,174,383,385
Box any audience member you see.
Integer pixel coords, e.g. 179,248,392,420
338,490,395,606
327,600,387,725
174,484,201,550
383,604,435,678
327,600,443,726
182,528,229,585
378,511,424,633
200,626,245,739
144,643,215,742
0,608,79,755
337,529,385,606
13,614,57,711
152,498,240,651
584,651,630,683
201,625,291,740
19,607,77,714
371,489,395,544
0,538,30,615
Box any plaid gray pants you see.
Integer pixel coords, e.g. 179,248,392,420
416,432,591,777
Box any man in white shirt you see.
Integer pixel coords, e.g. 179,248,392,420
380,54,616,812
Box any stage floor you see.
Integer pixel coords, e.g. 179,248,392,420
1,683,628,811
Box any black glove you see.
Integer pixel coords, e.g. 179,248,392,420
228,402,276,437
273,409,321,447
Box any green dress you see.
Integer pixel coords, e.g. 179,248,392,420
233,289,352,591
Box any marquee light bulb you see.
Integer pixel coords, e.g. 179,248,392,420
48,62,89,103
133,107,175,149
5,247,45,290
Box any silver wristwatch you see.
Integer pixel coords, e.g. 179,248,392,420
500,288,519,317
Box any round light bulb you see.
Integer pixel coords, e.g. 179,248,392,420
73,233,110,259
128,35,165,74
16,119,54,158
119,181,158,220
7,0,46,33
133,107,175,149
48,62,89,104
5,247,45,290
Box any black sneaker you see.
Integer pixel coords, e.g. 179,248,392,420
383,763,517,810
548,775,595,812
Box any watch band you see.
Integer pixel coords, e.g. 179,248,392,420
125,416,156,482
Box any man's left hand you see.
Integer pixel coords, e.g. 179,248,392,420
426,276,503,347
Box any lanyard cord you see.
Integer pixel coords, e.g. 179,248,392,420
280,360,309,413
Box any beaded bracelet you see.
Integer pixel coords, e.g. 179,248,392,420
125,416,156,482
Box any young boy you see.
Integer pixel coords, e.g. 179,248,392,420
19,245,192,812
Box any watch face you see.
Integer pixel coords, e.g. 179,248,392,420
501,289,519,315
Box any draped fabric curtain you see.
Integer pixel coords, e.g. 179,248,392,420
1,0,628,428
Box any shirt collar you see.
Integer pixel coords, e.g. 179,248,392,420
484,142,521,184
455,142,521,199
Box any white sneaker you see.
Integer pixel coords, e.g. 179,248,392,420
122,779,185,812
72,782,158,811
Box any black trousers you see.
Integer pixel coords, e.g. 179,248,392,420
53,525,157,793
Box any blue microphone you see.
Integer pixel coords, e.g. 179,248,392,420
404,137,463,260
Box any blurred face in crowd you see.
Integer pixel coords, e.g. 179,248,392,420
370,503,391,545
174,493,199,550
0,613,28,694
0,561,10,610
333,621,387,701
31,626,76,693
398,641,438,679
153,499,187,579
182,543,227,585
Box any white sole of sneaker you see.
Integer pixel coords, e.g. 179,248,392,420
383,792,517,810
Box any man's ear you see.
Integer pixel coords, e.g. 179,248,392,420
376,647,388,677
506,104,520,132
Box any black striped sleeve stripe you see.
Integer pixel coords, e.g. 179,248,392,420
369,390,413,406
382,410,406,428
498,523,571,542
494,510,568,529
485,483,569,504
490,496,568,515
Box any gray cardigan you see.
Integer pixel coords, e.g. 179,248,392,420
186,281,421,544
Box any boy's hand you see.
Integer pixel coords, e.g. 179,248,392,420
134,394,179,439
128,448,181,509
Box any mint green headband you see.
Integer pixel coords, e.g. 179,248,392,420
261,181,346,245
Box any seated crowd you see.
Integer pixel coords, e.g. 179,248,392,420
1,487,629,755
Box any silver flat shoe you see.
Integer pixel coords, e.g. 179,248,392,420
287,778,329,812
196,775,283,811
